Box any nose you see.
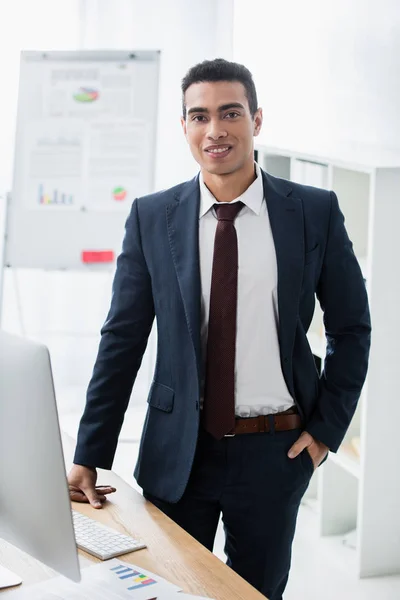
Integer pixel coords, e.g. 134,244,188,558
206,119,228,141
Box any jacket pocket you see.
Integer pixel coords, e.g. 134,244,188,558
147,381,174,413
305,243,320,265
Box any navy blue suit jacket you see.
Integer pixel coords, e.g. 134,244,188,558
74,169,371,503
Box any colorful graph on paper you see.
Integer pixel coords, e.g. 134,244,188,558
113,186,128,201
73,87,100,103
38,183,74,206
110,564,157,591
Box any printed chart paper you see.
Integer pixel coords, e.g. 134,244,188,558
1,559,181,599
20,59,150,213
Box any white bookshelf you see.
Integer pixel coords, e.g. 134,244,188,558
256,142,400,578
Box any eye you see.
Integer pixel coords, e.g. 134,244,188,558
192,115,207,122
225,112,240,119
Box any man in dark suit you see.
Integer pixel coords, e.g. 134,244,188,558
68,59,371,599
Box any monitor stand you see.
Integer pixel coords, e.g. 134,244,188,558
0,564,22,589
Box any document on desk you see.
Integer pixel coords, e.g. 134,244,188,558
1,559,182,599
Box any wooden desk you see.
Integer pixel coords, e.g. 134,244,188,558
0,434,265,599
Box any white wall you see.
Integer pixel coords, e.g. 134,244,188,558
0,0,82,194
233,0,400,151
81,0,234,190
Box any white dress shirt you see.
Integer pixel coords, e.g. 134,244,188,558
199,163,295,417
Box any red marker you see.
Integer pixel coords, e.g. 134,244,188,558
81,250,115,264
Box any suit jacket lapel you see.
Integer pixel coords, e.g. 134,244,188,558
261,170,305,397
166,177,202,382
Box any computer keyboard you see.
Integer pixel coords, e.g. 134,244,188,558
72,510,147,560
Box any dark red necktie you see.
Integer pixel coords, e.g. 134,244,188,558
203,201,244,440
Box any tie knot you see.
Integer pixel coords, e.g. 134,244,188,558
214,201,244,222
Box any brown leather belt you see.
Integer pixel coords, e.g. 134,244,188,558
224,412,302,437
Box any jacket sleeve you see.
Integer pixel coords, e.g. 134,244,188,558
305,191,371,452
74,199,155,469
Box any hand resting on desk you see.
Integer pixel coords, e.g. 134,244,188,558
68,464,116,508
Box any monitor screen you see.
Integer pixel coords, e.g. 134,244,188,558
0,331,80,583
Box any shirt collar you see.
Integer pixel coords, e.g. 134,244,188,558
199,162,264,218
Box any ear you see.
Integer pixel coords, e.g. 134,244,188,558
181,116,187,138
253,108,263,137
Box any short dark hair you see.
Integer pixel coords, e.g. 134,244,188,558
181,58,258,119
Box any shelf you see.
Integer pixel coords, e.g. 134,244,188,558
256,141,400,576
257,140,400,170
329,443,361,480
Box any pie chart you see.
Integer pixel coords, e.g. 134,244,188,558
113,187,127,201
73,87,99,103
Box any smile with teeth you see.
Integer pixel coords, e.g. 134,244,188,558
206,146,231,154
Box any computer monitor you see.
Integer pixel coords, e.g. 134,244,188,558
0,330,81,584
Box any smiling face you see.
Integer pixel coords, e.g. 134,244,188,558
181,80,263,178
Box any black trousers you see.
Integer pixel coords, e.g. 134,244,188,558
143,425,314,600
